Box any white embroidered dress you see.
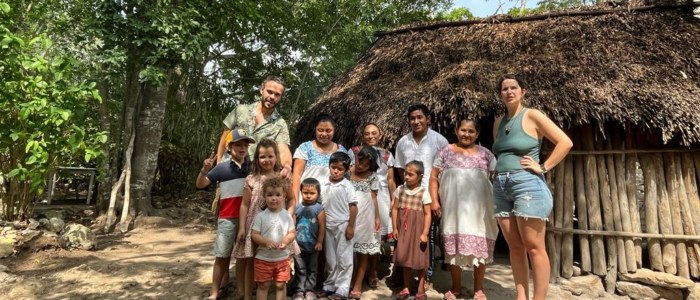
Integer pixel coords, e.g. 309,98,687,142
434,145,499,268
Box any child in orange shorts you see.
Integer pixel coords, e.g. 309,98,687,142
251,177,297,300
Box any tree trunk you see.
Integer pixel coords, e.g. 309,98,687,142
97,78,115,213
128,81,169,217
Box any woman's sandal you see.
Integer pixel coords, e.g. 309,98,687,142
349,290,362,299
443,290,460,300
395,288,411,300
415,292,428,300
473,290,487,300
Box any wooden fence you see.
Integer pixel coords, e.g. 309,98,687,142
544,127,700,286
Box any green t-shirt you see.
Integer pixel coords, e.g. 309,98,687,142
223,102,290,158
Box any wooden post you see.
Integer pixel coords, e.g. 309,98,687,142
605,138,627,274
574,155,591,273
690,154,700,233
545,163,558,283
615,153,637,272
626,154,643,268
582,126,606,275
596,129,617,292
665,154,689,278
640,154,663,271
611,126,636,273
624,127,642,267
682,153,700,264
677,154,699,278
655,154,677,274
552,162,565,280
562,156,575,278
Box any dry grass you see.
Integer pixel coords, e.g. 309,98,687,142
295,7,700,148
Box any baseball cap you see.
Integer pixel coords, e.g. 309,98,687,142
226,128,256,144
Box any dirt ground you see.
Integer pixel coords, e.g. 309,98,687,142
0,206,573,300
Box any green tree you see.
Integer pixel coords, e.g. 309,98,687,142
0,2,105,220
507,0,590,16
1,0,453,227
435,7,475,21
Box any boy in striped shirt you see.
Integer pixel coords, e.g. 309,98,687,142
196,128,255,300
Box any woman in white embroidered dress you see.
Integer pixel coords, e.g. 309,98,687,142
429,119,498,300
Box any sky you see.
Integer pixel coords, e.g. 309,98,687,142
452,0,537,17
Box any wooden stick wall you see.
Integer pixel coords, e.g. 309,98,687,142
545,124,700,281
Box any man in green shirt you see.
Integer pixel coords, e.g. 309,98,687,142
216,76,292,177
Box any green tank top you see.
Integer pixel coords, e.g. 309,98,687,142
492,108,541,173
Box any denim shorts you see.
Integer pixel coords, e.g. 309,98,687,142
213,218,239,258
493,170,553,220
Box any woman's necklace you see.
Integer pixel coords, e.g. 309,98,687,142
503,107,524,135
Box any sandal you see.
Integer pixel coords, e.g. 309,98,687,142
217,285,230,298
415,292,428,300
349,291,362,299
317,290,335,299
396,288,410,300
473,290,487,300
328,293,347,300
367,277,379,288
443,290,460,300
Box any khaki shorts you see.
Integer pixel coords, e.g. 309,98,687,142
213,218,239,258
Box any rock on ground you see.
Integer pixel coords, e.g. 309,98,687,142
688,284,700,300
560,274,606,298
43,210,65,220
618,268,695,289
58,224,96,250
48,217,65,233
616,281,683,300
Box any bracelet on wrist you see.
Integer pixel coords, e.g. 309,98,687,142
200,169,208,176
540,164,548,174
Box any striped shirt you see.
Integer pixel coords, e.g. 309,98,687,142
206,160,250,218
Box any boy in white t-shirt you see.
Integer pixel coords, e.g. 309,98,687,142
318,152,358,300
251,177,297,300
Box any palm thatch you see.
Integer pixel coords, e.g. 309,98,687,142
294,6,700,148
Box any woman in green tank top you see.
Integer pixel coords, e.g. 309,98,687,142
492,74,573,300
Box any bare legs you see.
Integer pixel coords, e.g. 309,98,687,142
401,268,427,295
368,254,379,284
448,263,486,296
473,264,486,295
351,253,369,294
236,257,254,300
256,281,287,300
211,257,231,299
498,216,549,300
449,265,462,295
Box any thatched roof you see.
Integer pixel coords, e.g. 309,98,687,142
294,6,700,149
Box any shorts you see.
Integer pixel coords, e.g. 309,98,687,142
213,218,239,258
254,258,291,283
493,170,553,220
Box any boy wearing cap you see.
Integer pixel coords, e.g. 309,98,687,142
196,128,256,300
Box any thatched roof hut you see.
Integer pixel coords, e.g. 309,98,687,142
295,4,700,288
295,5,700,148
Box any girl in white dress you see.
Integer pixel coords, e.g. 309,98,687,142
350,123,397,288
348,147,381,299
